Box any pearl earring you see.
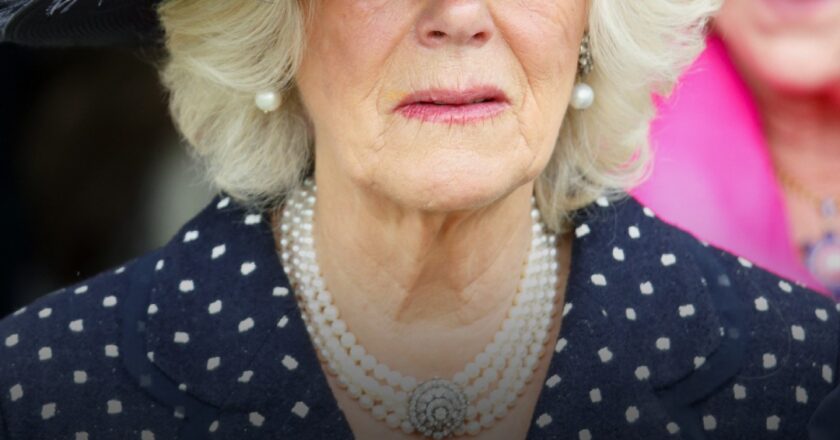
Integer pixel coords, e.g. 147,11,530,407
570,33,594,111
255,90,282,113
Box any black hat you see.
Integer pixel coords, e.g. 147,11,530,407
1,0,163,47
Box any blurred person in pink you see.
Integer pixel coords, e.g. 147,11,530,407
632,0,840,299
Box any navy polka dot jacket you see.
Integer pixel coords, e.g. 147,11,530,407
1,193,839,439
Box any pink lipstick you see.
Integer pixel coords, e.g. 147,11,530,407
394,87,510,125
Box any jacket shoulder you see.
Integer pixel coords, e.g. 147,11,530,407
0,248,181,438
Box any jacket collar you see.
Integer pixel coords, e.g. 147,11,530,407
133,192,728,436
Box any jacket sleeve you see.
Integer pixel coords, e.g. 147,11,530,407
808,305,840,440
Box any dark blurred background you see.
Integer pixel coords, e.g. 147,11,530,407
0,43,214,318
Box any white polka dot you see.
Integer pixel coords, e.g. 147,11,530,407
575,224,591,238
755,297,769,312
147,351,154,362
211,244,226,260
12,306,26,316
536,413,552,428
656,337,670,351
666,422,680,434
105,344,119,358
5,333,19,347
816,308,829,322
209,420,219,432
767,415,780,431
238,370,254,383
625,308,637,321
738,257,753,268
678,304,695,318
779,280,792,293
68,319,84,333
245,214,262,225
217,197,230,209
591,274,607,286
589,388,602,403
147,304,158,315
612,247,625,261
733,384,746,400
791,325,806,341
240,262,257,276
703,415,716,431
239,317,255,333
563,303,573,317
249,411,265,426
277,316,289,328
578,429,592,440
628,226,641,239
640,281,654,295
107,399,122,414
635,366,650,380
102,296,117,308
545,375,561,388
174,406,185,419
178,383,187,391
155,259,165,271
38,308,52,319
183,230,199,243
141,430,155,440
207,357,221,371
282,355,299,370
823,364,833,383
9,383,23,401
763,353,777,369
208,300,222,315
596,196,610,207
643,207,656,217
179,280,195,293
115,266,126,275
174,332,190,344
796,386,808,404
41,402,56,419
555,338,568,353
273,287,289,297
75,432,89,440
74,370,87,384
661,253,677,266
598,347,613,363
694,356,706,369
38,346,52,361
626,406,640,423
292,401,309,418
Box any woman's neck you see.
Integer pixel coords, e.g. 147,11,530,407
308,165,538,330
750,78,840,193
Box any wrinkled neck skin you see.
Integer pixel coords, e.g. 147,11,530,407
307,152,538,333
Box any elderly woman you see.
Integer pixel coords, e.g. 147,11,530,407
1,1,839,439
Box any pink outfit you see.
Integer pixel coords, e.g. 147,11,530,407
631,34,829,296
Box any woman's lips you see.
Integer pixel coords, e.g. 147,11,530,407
394,87,510,125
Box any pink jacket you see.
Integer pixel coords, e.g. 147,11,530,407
631,34,828,296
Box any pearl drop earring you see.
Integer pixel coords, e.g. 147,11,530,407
570,33,594,111
255,90,282,113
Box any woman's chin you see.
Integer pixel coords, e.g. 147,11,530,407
377,165,534,214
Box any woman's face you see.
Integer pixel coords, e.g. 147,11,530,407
295,1,587,211
715,0,840,95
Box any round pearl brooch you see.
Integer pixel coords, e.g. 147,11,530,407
276,178,560,438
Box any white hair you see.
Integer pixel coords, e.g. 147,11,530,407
155,0,721,232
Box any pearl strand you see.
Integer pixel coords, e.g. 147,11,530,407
277,178,560,438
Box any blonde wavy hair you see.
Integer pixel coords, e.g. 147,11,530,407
155,0,721,232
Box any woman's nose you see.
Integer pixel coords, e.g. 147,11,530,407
416,0,494,48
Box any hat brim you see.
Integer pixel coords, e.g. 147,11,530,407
1,0,163,47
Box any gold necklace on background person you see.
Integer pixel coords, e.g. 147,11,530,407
774,163,840,299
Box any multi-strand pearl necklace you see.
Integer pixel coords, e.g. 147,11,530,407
276,178,560,439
